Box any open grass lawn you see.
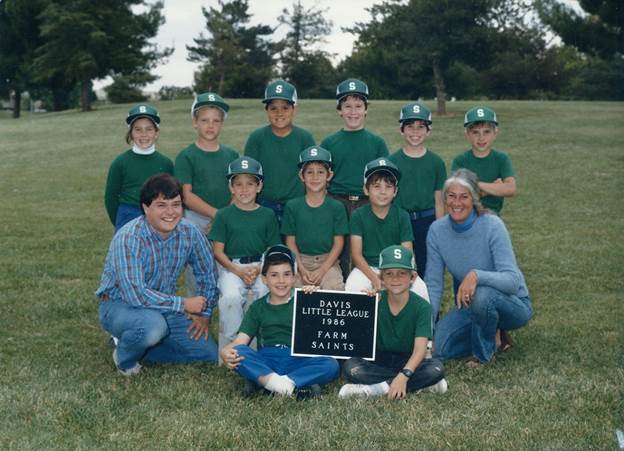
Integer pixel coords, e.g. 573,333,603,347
1,99,622,449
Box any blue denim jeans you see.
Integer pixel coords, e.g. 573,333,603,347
114,203,143,232
342,354,445,392
409,214,436,279
234,345,339,388
433,286,532,363
99,300,218,370
258,198,285,227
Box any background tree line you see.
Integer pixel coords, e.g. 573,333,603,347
1,0,621,118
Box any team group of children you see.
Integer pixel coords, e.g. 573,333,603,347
104,78,515,399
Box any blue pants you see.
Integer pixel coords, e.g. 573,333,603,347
343,354,445,392
433,286,532,363
114,203,143,232
410,215,436,279
234,345,339,388
258,199,285,227
99,300,218,370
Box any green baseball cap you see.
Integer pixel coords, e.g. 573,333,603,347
378,245,416,271
192,92,229,115
464,106,498,127
263,79,298,105
126,104,160,128
364,157,401,183
336,78,369,102
227,156,264,180
399,102,432,125
298,146,333,168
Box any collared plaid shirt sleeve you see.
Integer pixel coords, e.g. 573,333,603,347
96,218,219,315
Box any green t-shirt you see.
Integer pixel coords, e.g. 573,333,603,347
244,125,315,204
451,149,514,214
174,143,239,209
281,196,349,255
350,204,413,267
238,293,294,348
320,129,389,196
389,148,447,212
104,150,173,225
376,291,432,353
207,205,280,258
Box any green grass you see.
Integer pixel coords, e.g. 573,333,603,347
1,99,622,449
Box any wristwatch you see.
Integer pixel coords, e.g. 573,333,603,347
400,368,414,378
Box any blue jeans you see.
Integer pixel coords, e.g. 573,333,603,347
114,203,143,232
433,286,532,363
258,199,285,227
343,354,445,392
409,214,436,279
234,345,339,388
99,300,218,370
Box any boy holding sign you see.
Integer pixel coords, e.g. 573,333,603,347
339,246,447,399
220,245,340,397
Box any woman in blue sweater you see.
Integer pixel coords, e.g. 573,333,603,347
425,169,532,366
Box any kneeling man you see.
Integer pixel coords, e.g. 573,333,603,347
96,173,218,375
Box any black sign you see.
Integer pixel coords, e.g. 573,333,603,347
291,289,378,360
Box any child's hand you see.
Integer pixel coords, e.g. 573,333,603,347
236,265,259,286
301,285,319,294
305,269,323,286
387,374,408,400
221,346,244,370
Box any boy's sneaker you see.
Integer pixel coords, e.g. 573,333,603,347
112,349,142,376
295,384,322,400
338,384,374,398
423,378,448,394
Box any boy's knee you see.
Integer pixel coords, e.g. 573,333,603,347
341,357,365,379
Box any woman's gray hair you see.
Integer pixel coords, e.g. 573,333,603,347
442,169,488,215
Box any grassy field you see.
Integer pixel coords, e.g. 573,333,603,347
1,99,622,449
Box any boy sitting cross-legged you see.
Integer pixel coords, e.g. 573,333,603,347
281,146,348,290
207,157,281,355
345,158,429,300
220,245,340,398
339,245,447,399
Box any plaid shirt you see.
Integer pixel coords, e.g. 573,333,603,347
96,216,217,318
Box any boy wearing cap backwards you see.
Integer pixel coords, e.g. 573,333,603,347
339,245,447,399
346,158,429,300
105,104,173,232
175,93,239,295
221,244,339,397
281,146,348,290
389,102,446,278
451,106,516,215
320,78,389,274
208,156,281,354
244,79,315,225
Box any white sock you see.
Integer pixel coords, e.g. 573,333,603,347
338,382,389,398
263,373,295,395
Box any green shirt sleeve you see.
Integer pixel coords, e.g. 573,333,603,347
266,213,281,246
414,299,433,339
207,209,227,243
399,208,414,242
333,201,349,236
280,201,296,236
434,155,447,191
500,152,514,179
239,301,260,338
244,129,260,159
174,149,193,185
104,158,123,225
350,208,364,236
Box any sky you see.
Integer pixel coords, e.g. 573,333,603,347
96,0,380,92
96,0,580,93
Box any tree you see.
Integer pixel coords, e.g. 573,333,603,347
277,1,336,97
187,0,278,97
32,0,170,112
345,0,493,113
0,0,44,118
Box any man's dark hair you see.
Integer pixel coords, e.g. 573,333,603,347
140,173,183,212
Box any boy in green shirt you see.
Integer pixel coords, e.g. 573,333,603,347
244,80,315,225
451,106,516,215
389,102,447,278
175,93,239,296
320,78,389,274
339,245,447,399
221,245,339,397
346,158,429,301
281,146,348,290
207,157,281,354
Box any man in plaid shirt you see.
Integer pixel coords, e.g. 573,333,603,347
96,173,218,375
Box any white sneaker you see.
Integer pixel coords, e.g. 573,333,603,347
112,349,142,376
424,378,448,394
338,384,374,398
